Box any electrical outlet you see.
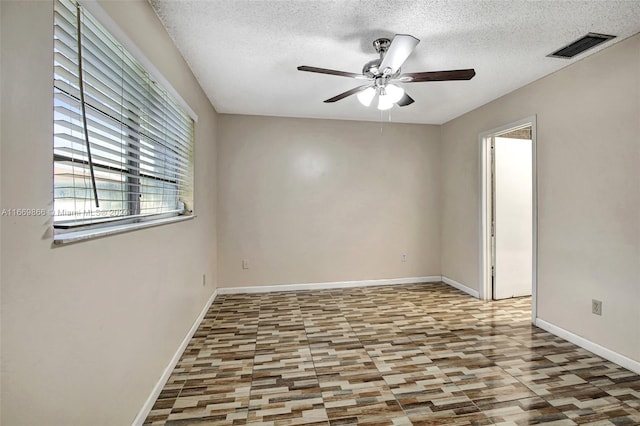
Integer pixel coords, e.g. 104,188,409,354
202,274,206,287
592,299,602,316
401,254,407,263
242,259,249,270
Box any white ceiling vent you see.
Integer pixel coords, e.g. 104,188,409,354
548,33,616,59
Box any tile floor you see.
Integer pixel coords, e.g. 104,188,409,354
144,282,640,425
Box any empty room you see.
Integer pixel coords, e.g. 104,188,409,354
1,0,639,425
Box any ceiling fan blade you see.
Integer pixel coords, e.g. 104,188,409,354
379,34,420,74
397,93,415,107
297,65,362,79
324,85,370,103
400,69,476,82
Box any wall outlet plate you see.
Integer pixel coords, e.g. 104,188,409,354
592,299,602,316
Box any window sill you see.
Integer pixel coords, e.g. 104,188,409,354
53,214,194,245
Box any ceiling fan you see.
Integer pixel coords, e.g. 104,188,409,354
297,34,475,110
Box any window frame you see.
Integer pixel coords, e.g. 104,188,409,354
52,0,197,245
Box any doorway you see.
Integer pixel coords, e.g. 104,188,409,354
479,117,537,322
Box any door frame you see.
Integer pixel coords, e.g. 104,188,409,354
478,116,538,323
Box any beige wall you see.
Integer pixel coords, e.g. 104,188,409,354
441,34,640,362
217,115,441,287
0,1,218,425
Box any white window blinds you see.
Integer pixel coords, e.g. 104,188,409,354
53,0,194,226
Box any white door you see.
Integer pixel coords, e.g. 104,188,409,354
493,137,533,299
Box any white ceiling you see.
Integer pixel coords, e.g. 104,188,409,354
149,0,640,125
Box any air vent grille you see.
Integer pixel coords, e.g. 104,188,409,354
548,33,616,59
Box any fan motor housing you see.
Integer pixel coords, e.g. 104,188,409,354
362,59,381,78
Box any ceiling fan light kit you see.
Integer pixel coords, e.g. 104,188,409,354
297,34,476,111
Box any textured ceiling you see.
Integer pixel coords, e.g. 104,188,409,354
149,0,640,124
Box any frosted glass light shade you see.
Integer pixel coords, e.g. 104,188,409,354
385,84,405,104
377,93,394,110
357,87,376,107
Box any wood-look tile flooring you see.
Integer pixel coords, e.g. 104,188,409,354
144,283,640,425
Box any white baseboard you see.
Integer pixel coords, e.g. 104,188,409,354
441,276,480,298
131,289,218,426
217,276,442,294
535,318,640,375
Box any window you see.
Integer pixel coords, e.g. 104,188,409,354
53,0,194,239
